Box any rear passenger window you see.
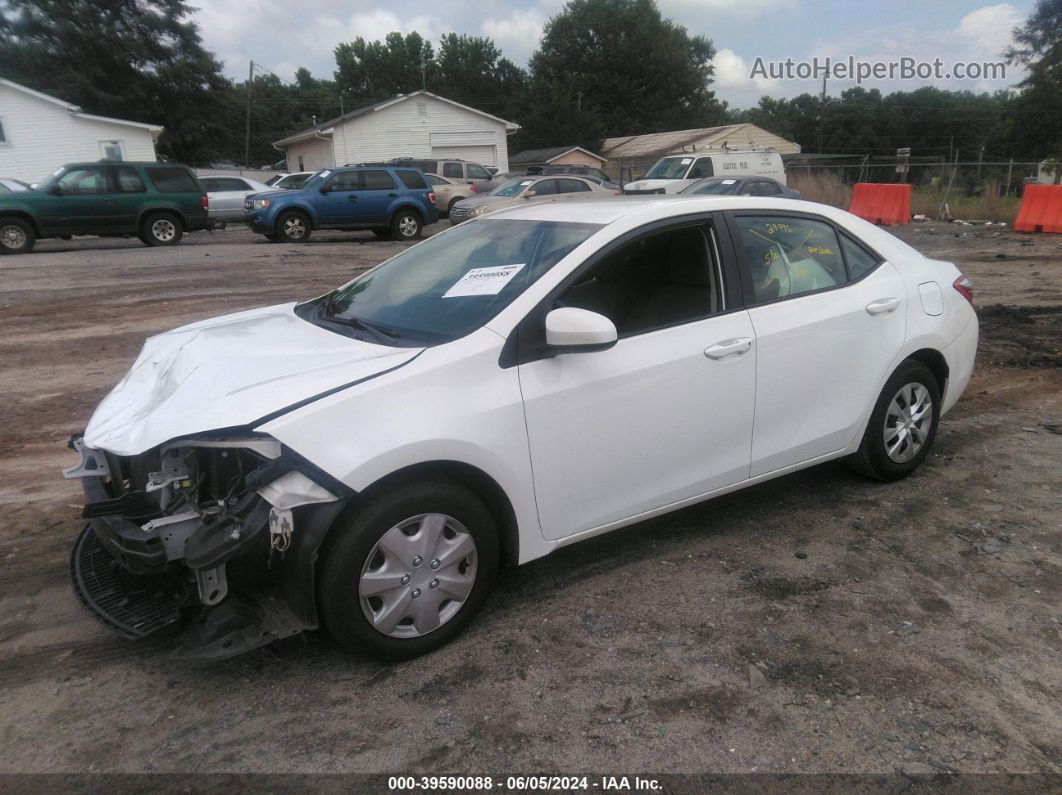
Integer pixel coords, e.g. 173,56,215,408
734,216,846,303
396,170,427,189
146,167,199,193
361,170,395,190
840,233,882,280
442,162,463,179
213,177,250,191
113,166,145,193
558,179,591,193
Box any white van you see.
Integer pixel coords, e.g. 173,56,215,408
625,151,786,194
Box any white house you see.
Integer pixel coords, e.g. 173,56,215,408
0,78,162,184
274,91,519,173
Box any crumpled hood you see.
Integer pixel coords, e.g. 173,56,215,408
84,303,422,456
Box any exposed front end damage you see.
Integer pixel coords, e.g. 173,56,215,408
64,434,350,660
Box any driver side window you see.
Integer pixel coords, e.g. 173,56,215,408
559,224,724,336
687,158,714,179
57,167,107,195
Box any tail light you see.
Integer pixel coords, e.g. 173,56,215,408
953,274,973,304
469,184,478,193
201,195,209,209
427,191,436,205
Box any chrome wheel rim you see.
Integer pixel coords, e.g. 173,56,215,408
883,382,933,463
359,513,477,638
1,224,26,249
152,218,176,242
283,216,306,239
397,216,418,238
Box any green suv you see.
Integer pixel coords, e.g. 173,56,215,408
0,162,209,254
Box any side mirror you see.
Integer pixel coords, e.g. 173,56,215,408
319,185,331,194
47,184,62,196
525,190,537,198
545,307,617,351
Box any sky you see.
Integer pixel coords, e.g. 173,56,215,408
191,0,1036,109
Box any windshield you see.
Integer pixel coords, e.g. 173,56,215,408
491,178,535,197
644,157,692,180
681,178,738,195
299,170,332,191
310,219,602,345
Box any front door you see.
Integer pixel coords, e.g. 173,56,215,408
36,166,118,235
727,212,907,476
518,222,756,540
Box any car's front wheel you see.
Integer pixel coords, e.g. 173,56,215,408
391,210,422,241
848,359,941,481
276,211,312,243
320,481,498,660
0,217,35,254
141,212,183,246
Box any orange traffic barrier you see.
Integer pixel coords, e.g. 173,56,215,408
1014,184,1062,234
848,183,912,225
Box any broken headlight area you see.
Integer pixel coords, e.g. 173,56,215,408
64,434,348,660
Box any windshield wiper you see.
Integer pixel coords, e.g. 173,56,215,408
317,305,401,344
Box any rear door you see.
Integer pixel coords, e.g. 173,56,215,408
108,165,148,231
553,178,594,201
726,211,906,476
356,169,399,224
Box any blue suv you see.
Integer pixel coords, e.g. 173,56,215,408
243,165,438,243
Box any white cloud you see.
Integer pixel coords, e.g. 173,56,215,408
482,9,547,64
955,3,1021,54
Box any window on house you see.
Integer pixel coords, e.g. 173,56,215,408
99,140,125,161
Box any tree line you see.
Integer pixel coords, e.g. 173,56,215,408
0,0,1058,172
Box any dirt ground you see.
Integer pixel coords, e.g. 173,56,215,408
0,220,1058,776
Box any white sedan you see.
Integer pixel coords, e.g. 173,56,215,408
65,197,978,661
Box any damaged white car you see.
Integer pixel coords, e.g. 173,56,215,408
65,197,978,661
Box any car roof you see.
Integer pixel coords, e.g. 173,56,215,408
484,196,924,261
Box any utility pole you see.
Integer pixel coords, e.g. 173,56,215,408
243,60,254,169
1005,158,1014,196
977,142,985,181
420,49,426,91
576,91,582,113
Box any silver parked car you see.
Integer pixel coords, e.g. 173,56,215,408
449,175,616,224
201,175,274,225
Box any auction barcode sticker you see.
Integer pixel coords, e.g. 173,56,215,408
443,264,525,298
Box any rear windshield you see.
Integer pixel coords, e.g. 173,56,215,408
396,170,427,189
146,167,200,193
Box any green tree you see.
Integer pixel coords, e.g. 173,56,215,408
1005,0,1062,171
0,0,232,164
519,0,724,150
435,33,528,121
334,31,434,102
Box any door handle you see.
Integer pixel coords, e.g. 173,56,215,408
347,195,358,202
704,337,753,359
388,193,398,198
866,297,900,315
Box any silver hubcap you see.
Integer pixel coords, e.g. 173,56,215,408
152,219,176,241
883,382,933,463
359,513,477,638
397,216,418,237
284,217,306,239
1,224,26,249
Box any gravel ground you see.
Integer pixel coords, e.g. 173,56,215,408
0,220,1058,775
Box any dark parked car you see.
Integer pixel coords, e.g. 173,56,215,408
676,176,800,199
243,165,439,242
0,161,209,254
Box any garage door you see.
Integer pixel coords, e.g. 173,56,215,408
430,145,498,168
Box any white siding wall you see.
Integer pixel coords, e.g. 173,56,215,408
0,84,157,183
329,95,511,172
284,135,336,172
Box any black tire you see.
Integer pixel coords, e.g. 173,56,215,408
0,217,36,254
319,480,499,661
371,227,391,239
390,209,422,241
848,360,941,481
140,212,183,247
275,210,312,243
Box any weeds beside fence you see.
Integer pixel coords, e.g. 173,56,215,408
788,172,1022,224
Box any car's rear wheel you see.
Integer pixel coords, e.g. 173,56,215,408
848,360,940,481
391,210,422,241
276,211,311,243
141,213,183,247
0,217,35,254
319,481,498,661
